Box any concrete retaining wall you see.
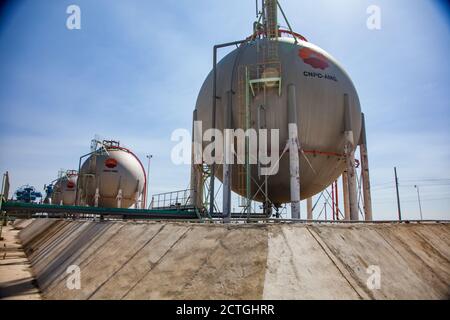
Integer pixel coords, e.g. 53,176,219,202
19,219,450,300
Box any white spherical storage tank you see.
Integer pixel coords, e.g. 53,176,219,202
77,140,146,208
51,170,78,206
195,31,362,204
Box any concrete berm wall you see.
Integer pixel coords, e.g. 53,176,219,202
19,219,450,300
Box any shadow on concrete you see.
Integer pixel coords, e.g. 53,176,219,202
0,278,40,299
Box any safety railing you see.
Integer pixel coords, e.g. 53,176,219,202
150,189,193,210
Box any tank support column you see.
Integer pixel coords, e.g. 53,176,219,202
76,186,81,206
222,91,233,222
133,182,140,209
307,197,313,220
359,113,373,221
135,193,140,209
94,188,99,207
342,170,350,220
190,110,203,210
117,189,123,208
343,94,359,221
287,84,301,219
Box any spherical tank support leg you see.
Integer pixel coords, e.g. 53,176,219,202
359,113,373,221
287,84,301,219
222,91,233,222
343,94,359,221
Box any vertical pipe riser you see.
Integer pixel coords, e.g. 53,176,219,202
245,68,251,214
223,91,233,221
209,47,218,216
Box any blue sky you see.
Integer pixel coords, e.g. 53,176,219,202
0,0,449,220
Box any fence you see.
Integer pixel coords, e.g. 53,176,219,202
150,189,193,210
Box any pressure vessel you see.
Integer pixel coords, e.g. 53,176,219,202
195,32,362,204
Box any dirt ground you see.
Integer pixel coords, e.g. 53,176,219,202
0,220,41,300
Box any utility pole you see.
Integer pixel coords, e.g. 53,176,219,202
394,167,402,221
146,155,153,209
414,185,423,220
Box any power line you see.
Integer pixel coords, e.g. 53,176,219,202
400,183,450,187
372,186,395,191
399,196,450,203
373,196,450,204
401,178,450,182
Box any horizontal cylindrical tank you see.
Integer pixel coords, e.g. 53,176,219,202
195,34,362,204
77,141,146,208
52,170,78,206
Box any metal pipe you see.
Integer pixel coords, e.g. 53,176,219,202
245,67,251,217
276,1,297,44
209,46,218,217
209,39,248,218
343,94,359,221
4,199,448,224
75,151,95,205
359,113,373,221
222,91,233,222
287,84,301,219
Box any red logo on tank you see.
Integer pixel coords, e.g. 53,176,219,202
105,158,118,169
298,47,329,70
67,181,75,189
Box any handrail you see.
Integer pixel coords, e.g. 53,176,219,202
247,28,308,42
150,189,192,210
